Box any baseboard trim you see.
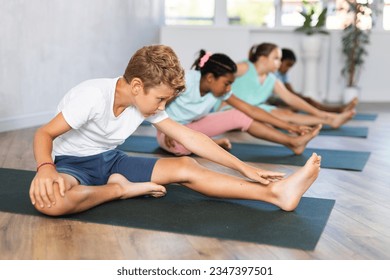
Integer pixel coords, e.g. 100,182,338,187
0,111,55,133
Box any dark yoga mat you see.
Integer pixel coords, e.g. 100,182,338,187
0,168,335,250
353,113,377,121
118,136,370,171
280,125,369,138
144,121,369,137
319,125,368,138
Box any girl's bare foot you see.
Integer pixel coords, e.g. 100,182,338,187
213,138,232,150
108,173,166,199
288,124,322,155
328,109,356,129
270,153,321,211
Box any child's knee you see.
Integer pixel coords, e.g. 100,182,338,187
177,156,198,167
32,193,74,217
234,110,253,131
33,201,68,217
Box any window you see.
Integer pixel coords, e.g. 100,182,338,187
384,0,390,29
164,0,382,31
227,0,275,27
327,0,374,30
165,0,215,25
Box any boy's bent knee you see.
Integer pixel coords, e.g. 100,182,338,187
33,204,67,217
32,197,74,217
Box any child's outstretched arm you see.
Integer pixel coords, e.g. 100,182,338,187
284,81,299,95
274,80,329,118
226,94,311,135
29,113,72,208
154,118,285,185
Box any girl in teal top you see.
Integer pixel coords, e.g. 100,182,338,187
157,50,322,156
231,59,277,113
218,43,356,128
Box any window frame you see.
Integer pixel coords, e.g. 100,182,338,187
165,0,385,31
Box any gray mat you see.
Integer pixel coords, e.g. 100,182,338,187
353,113,377,121
118,136,370,171
318,125,368,138
280,125,369,138
143,122,369,137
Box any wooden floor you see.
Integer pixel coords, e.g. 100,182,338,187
1,103,389,260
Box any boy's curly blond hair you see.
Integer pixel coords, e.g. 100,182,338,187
123,45,186,95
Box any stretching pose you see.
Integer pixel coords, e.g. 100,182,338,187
158,50,321,156
29,45,321,216
217,43,355,128
269,48,358,113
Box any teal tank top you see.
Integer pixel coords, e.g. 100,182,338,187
232,60,277,106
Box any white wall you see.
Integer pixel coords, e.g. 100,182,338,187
159,26,250,71
0,0,164,132
161,26,390,103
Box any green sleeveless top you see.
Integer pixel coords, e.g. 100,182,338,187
232,60,277,106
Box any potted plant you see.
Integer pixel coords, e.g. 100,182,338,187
294,0,329,100
295,0,329,36
340,0,373,102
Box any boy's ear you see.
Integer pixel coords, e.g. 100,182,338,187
130,78,144,96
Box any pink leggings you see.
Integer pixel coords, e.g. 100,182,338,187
157,109,253,155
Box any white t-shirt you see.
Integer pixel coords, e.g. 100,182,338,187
53,77,168,157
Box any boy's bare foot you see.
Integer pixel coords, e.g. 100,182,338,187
288,124,322,155
108,173,166,199
270,153,321,211
342,97,359,112
213,138,232,150
328,109,356,129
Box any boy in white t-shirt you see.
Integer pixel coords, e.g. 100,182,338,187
29,45,321,216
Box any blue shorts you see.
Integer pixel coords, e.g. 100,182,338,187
54,149,158,186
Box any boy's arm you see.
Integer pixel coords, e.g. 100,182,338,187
30,113,72,208
154,118,285,184
284,82,300,95
226,94,311,134
274,80,327,118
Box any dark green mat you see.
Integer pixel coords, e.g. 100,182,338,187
353,113,377,121
283,125,369,138
0,168,335,250
319,125,368,138
143,121,368,137
118,135,370,171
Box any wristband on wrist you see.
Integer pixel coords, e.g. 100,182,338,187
36,162,56,172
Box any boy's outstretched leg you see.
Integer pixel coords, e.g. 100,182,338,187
268,153,321,211
34,154,321,216
151,154,321,211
